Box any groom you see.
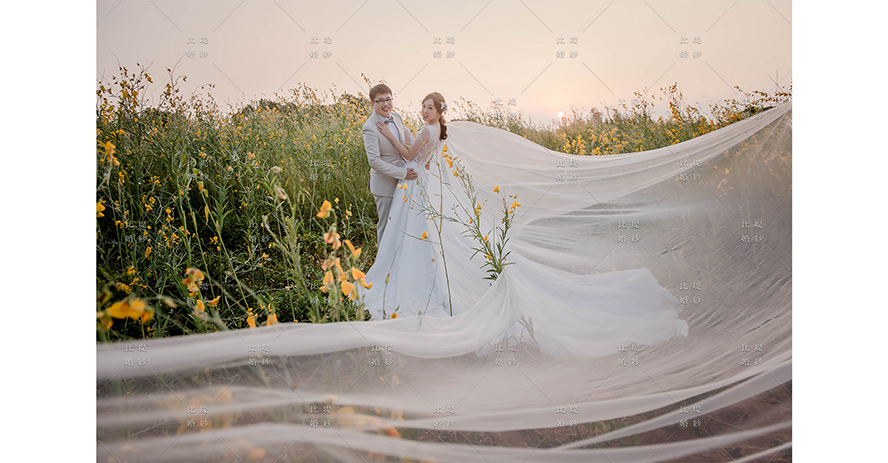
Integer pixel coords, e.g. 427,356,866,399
362,83,417,246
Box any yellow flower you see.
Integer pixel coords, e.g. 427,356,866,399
128,299,146,314
195,299,206,315
421,231,428,240
493,185,500,193
267,313,278,325
107,298,149,320
204,204,210,220
247,314,256,328
207,295,221,307
317,200,333,218
321,271,334,292
391,312,398,319
442,144,448,153
323,230,341,249
183,267,205,284
360,280,373,289
341,280,355,299
351,267,366,280
102,141,119,165
96,199,106,217
126,266,136,275
343,240,362,259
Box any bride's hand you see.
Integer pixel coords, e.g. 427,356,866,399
376,121,396,140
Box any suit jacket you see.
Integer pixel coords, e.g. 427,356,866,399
363,111,410,198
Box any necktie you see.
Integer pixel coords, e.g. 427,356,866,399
384,116,394,124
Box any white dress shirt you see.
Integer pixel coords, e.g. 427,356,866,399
383,113,402,145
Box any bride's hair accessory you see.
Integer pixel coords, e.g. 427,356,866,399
440,101,448,113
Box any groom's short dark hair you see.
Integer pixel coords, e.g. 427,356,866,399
369,84,392,101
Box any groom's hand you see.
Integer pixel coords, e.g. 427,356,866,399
405,168,418,181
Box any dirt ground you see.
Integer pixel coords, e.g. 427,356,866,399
228,376,791,462
407,379,792,462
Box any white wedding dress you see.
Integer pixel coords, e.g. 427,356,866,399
360,124,450,320
359,122,690,357
97,103,792,463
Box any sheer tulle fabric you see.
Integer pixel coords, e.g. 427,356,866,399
97,103,792,462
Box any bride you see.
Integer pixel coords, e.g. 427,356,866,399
358,92,451,321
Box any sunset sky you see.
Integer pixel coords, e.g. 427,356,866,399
96,0,791,123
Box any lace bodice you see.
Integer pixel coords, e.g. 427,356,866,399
405,124,442,169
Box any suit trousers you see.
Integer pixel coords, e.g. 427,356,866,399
373,194,393,246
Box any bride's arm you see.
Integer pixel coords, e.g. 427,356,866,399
376,123,431,161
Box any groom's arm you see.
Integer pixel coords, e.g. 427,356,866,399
363,125,409,180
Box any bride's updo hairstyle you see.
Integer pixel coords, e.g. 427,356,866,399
423,92,448,140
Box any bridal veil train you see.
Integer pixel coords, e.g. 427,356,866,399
97,102,792,462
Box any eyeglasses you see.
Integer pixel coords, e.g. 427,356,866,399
373,97,393,105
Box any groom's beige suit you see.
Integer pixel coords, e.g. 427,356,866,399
362,110,411,245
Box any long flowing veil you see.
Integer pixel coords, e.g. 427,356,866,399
97,102,791,462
